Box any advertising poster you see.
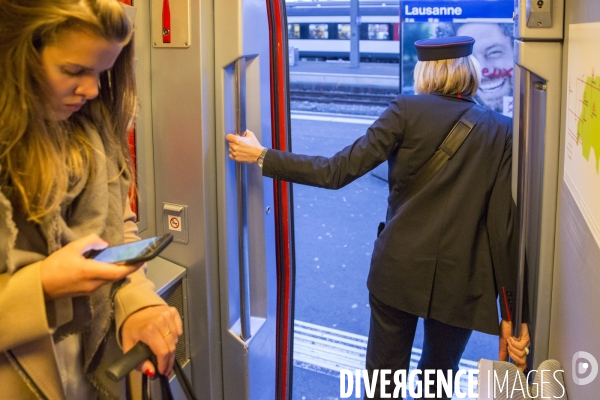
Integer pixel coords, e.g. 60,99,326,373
401,0,514,116
564,22,600,247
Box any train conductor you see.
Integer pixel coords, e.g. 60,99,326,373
227,36,530,399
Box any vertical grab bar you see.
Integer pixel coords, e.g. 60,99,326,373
235,57,252,341
514,69,531,339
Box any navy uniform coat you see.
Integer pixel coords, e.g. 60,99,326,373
262,93,523,335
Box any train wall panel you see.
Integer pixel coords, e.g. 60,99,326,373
550,0,600,397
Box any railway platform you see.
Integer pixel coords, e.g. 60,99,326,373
289,60,401,92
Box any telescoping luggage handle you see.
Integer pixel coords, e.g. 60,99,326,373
106,341,198,400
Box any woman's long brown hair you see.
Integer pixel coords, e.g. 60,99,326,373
0,0,137,222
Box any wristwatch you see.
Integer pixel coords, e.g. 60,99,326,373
257,148,268,168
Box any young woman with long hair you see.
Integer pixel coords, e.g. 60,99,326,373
0,1,181,398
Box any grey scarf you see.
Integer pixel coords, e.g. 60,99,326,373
0,126,132,399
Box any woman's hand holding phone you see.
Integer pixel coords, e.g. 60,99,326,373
40,234,142,300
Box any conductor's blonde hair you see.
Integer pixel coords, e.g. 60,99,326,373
413,55,481,96
0,0,137,222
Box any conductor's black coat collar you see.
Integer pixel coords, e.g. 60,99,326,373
429,92,476,103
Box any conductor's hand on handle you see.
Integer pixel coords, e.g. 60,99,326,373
226,130,264,163
499,320,530,372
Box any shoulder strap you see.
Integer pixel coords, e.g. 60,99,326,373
396,104,488,208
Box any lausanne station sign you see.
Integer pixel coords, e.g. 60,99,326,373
402,1,513,22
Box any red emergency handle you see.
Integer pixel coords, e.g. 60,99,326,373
162,0,171,43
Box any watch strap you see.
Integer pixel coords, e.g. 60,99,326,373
257,148,268,168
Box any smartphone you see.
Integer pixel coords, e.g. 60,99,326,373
85,234,173,265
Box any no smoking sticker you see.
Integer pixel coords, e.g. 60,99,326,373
168,215,182,231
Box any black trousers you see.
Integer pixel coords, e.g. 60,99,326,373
365,293,472,400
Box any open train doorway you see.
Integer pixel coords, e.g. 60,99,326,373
282,1,516,399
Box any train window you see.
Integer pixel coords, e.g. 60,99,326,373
308,23,328,39
367,24,391,40
337,24,350,40
288,23,301,39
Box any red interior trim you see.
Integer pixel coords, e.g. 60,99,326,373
162,0,171,43
267,1,293,399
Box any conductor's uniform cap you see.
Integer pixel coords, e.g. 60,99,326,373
414,36,475,61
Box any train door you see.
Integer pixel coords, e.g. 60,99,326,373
129,0,292,399
214,1,289,399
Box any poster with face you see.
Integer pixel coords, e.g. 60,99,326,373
447,22,514,115
401,1,514,116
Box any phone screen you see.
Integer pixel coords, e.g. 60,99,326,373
93,237,161,264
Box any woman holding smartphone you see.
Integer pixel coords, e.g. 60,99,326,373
0,1,181,398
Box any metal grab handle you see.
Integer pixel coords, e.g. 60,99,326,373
514,71,532,339
235,57,252,341
514,71,530,339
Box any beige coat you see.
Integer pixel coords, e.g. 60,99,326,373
0,205,165,400
0,127,166,399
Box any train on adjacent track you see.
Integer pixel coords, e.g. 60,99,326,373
286,1,401,62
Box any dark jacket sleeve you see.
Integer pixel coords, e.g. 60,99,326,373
262,97,406,189
486,129,530,324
